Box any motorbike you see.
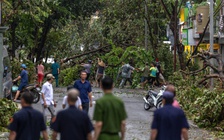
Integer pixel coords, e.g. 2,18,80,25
11,81,41,103
143,86,166,110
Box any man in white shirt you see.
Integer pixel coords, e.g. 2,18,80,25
41,74,57,123
62,85,82,110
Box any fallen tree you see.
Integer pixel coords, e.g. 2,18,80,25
181,50,224,86
62,45,111,63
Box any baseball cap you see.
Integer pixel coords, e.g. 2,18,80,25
21,64,27,69
46,74,55,79
162,91,174,100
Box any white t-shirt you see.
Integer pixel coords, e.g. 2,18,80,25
41,81,54,105
62,95,82,109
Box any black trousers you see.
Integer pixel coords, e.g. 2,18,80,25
82,103,89,113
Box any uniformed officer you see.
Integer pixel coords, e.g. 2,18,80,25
8,91,48,140
51,89,93,140
150,91,189,140
93,76,127,140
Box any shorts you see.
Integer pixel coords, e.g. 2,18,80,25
141,77,148,83
38,73,44,83
148,77,156,84
96,74,103,81
18,83,27,91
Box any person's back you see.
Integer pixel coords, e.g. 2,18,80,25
21,69,28,85
51,89,93,140
37,64,44,75
95,94,126,132
152,105,188,140
150,66,157,77
84,64,92,74
54,107,92,140
8,92,47,140
142,65,149,77
51,62,59,75
94,76,127,140
10,107,45,140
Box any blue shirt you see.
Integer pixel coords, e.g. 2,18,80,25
151,104,189,140
51,106,93,140
51,62,60,75
20,70,28,85
74,80,92,103
8,106,46,140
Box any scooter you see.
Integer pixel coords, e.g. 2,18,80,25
143,86,166,110
11,81,41,103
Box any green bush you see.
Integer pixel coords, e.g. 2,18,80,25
60,66,83,86
169,72,224,129
0,98,18,132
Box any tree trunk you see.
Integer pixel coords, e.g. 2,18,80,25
36,17,52,62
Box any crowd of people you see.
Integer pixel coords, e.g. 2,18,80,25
8,59,190,140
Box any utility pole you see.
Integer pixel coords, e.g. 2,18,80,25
173,0,178,72
145,0,148,51
0,2,8,98
209,0,214,88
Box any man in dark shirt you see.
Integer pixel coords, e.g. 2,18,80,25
150,91,189,140
13,64,29,101
8,91,48,140
74,71,92,113
51,89,93,140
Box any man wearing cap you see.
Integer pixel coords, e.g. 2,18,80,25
13,64,29,101
150,91,189,140
41,74,57,123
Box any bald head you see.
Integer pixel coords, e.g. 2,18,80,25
165,85,176,96
67,89,79,105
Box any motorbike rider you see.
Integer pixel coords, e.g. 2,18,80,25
13,64,29,101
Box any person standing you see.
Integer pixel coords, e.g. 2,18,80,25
138,62,150,88
37,60,45,86
74,71,93,113
51,89,93,140
62,85,82,110
51,59,60,87
150,91,189,140
96,58,105,87
93,76,127,140
148,62,157,87
41,74,57,123
13,64,29,101
81,60,92,81
8,91,48,140
119,61,135,88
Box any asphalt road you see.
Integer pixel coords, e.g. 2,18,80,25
31,87,218,140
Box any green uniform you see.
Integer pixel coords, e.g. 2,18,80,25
93,94,127,140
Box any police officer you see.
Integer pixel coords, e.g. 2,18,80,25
93,76,127,140
8,91,48,140
150,91,189,140
51,89,93,140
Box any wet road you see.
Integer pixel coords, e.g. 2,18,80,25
31,87,217,140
